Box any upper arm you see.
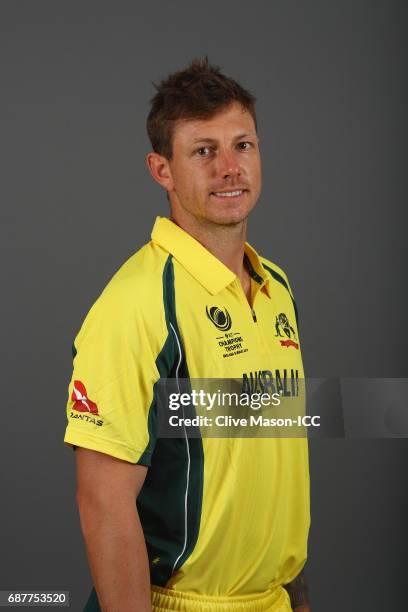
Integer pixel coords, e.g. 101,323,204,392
63,273,168,467
75,447,148,506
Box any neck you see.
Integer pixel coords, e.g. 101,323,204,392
170,210,247,277
170,206,252,302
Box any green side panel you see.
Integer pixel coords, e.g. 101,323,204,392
137,255,204,586
262,263,299,328
162,256,205,575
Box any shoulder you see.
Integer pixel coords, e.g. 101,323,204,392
76,240,170,340
259,255,294,298
259,254,300,327
101,240,169,307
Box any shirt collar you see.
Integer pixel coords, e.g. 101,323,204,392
151,216,271,298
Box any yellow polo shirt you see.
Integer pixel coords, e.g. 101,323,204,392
64,216,310,599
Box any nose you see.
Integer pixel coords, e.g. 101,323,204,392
217,148,242,179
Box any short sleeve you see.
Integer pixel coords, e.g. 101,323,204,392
63,279,167,466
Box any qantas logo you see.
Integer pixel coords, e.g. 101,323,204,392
71,380,99,415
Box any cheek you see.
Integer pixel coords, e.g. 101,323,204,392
188,169,210,197
174,161,202,187
250,158,262,184
172,164,190,193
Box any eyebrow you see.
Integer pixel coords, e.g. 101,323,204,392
192,132,257,145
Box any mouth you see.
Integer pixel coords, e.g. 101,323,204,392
210,189,248,200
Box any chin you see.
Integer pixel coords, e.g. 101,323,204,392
205,203,255,227
208,212,248,226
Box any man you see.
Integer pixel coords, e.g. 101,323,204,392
64,58,310,612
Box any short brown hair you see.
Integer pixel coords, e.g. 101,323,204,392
146,57,257,159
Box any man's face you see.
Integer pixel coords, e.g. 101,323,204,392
166,102,261,226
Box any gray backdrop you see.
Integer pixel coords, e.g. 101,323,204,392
1,1,407,610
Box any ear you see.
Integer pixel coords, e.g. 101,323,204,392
146,152,174,191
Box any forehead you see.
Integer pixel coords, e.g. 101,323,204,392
172,102,256,145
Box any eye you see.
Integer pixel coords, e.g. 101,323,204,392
196,146,212,157
237,141,252,151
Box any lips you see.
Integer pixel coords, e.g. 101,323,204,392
210,188,248,198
